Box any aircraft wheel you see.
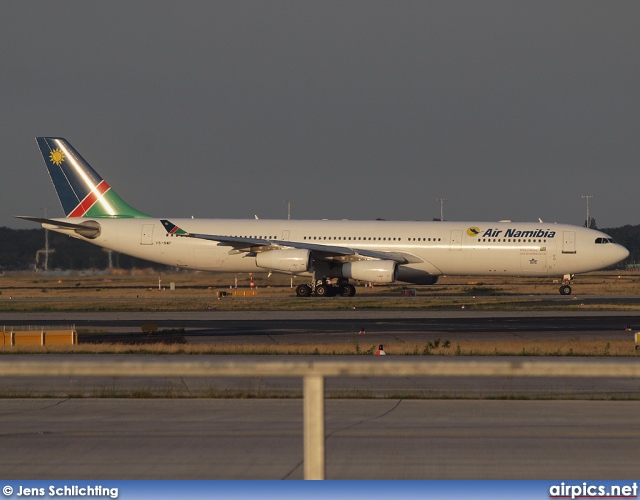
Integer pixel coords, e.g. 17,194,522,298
559,285,572,295
316,284,331,297
340,284,356,297
296,284,312,297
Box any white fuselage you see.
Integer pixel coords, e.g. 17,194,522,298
45,218,629,279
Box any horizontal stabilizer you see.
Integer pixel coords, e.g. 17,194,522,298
16,216,101,239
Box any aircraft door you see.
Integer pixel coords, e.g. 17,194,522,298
282,230,290,241
141,224,154,245
562,231,576,254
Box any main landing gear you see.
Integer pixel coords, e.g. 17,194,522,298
295,284,313,297
559,274,574,295
295,278,356,297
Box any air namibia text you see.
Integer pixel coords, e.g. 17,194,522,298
482,228,557,238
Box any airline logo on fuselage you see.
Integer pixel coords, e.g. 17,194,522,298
480,228,557,238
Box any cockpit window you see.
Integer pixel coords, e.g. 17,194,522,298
595,238,616,244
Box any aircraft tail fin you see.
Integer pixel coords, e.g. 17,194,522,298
35,137,151,218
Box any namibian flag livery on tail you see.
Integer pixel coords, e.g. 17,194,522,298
36,137,150,218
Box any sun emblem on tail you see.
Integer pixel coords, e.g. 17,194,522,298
49,148,65,166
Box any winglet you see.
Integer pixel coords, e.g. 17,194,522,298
161,219,189,236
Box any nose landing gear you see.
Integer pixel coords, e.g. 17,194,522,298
559,274,574,295
559,284,572,295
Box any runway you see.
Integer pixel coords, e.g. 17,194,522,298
4,310,640,398
2,398,639,479
3,310,640,344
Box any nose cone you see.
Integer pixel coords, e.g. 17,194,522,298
617,244,630,262
609,243,630,267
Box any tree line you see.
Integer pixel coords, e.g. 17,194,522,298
1,224,639,271
0,227,159,271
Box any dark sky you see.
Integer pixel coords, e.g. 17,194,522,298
2,1,639,229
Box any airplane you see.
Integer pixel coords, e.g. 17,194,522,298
18,137,629,297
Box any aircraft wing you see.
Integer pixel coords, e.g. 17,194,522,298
188,232,356,257
161,220,420,264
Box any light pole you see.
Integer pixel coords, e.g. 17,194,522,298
283,200,292,220
40,207,49,271
436,197,447,222
283,200,293,287
581,195,594,228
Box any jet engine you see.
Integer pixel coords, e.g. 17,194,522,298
255,249,312,273
396,267,439,285
341,260,398,283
